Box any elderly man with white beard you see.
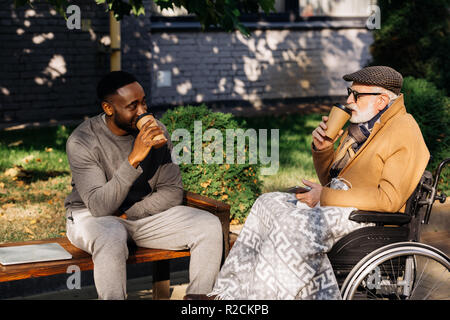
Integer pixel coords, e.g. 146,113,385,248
297,66,429,213
185,66,430,300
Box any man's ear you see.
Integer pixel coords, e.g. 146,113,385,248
101,101,113,116
377,94,390,111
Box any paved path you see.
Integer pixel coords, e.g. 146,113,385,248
420,200,450,255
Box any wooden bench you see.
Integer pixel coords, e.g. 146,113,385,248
0,191,231,299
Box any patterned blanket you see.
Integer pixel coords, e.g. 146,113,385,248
209,178,373,300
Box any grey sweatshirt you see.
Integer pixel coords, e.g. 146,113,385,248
64,113,184,220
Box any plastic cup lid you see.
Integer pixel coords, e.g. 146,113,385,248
333,103,352,115
136,112,154,123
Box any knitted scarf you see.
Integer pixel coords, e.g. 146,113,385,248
329,102,392,178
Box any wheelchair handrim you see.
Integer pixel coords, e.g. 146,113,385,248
341,241,449,292
342,244,450,299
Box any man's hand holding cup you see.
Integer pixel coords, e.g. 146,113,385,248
128,113,168,168
312,103,351,151
312,116,344,151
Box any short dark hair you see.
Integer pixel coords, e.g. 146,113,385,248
97,71,138,102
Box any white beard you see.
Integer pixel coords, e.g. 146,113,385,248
349,100,378,123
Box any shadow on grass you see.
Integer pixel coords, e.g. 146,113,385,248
11,168,70,184
0,125,77,152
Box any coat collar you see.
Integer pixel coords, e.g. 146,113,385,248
378,94,406,126
338,94,406,175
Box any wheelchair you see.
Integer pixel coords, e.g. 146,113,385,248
328,158,450,300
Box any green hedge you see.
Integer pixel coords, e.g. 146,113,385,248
160,104,262,222
371,0,450,94
402,77,449,191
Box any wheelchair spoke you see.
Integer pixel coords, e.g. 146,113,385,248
422,271,448,300
410,256,429,298
361,285,379,300
389,258,402,300
366,289,379,300
381,261,401,300
389,258,396,283
405,255,449,300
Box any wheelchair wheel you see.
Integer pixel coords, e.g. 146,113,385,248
341,242,450,300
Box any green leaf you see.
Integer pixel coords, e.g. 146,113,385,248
14,0,275,35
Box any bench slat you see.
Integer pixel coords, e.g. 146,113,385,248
0,237,189,283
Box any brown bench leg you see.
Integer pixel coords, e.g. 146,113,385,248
152,260,170,300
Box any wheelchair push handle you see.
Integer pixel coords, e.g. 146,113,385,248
432,157,449,204
423,157,449,224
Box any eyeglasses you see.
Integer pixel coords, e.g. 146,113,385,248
347,87,382,102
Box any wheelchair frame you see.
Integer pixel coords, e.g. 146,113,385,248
327,158,449,299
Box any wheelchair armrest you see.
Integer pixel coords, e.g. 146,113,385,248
349,210,411,225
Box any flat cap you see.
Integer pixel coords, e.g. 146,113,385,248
343,66,403,95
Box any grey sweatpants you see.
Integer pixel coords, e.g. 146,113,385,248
66,205,223,300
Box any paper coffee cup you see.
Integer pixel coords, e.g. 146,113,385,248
136,113,166,141
324,103,352,140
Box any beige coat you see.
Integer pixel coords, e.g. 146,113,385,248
312,94,430,213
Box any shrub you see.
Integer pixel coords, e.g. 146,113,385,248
371,0,450,94
160,104,262,222
55,125,70,147
402,77,449,191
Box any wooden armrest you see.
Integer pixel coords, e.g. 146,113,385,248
183,190,230,214
182,190,231,259
349,210,411,225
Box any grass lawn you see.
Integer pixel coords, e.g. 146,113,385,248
0,125,76,243
235,113,324,192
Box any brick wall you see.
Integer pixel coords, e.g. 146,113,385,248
120,3,152,99
149,26,372,108
0,0,110,124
